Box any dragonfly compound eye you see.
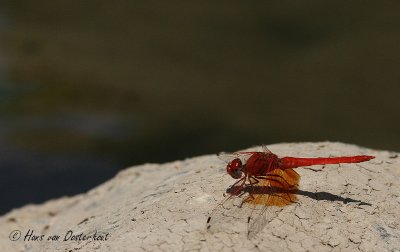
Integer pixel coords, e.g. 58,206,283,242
227,158,243,179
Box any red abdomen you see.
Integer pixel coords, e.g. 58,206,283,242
279,155,375,169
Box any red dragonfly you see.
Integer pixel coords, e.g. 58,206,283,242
206,145,375,237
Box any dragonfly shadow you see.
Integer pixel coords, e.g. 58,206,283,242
226,185,371,206
296,190,372,206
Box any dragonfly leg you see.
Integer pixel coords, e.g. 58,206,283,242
231,176,246,187
227,176,247,196
242,176,259,203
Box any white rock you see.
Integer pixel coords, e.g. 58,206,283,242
0,142,399,251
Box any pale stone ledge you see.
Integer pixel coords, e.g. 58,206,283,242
0,142,399,251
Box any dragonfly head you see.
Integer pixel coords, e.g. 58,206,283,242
227,158,243,179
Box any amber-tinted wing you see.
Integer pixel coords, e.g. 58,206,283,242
207,168,300,238
244,168,300,237
244,168,300,206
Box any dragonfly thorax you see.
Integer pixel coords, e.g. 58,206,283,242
226,158,243,179
245,152,279,176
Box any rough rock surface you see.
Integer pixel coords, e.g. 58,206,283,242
0,142,399,252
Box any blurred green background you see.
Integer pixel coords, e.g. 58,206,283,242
0,1,399,214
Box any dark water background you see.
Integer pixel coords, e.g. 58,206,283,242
0,1,399,215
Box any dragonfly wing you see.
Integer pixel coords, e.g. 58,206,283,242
207,168,300,237
244,169,300,237
245,169,299,207
261,144,273,154
206,193,256,235
265,168,300,206
217,151,254,164
217,145,272,164
243,178,282,238
247,200,283,239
